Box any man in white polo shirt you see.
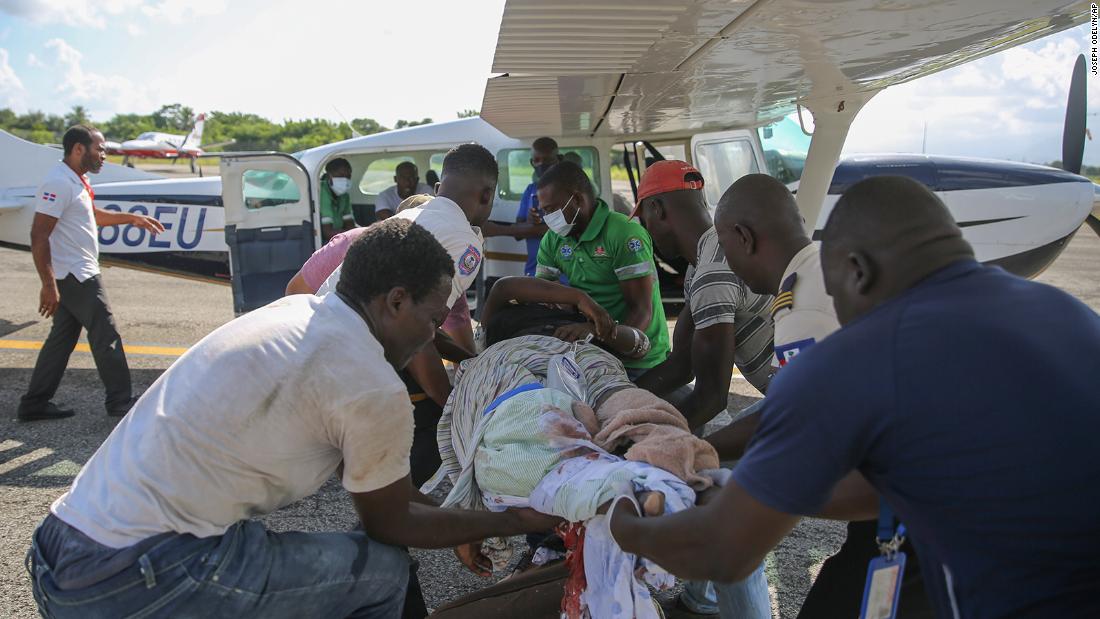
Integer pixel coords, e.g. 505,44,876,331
18,125,164,422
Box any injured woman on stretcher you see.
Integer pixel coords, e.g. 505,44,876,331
425,332,731,619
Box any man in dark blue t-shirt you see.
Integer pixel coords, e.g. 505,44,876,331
516,137,559,276
608,176,1100,618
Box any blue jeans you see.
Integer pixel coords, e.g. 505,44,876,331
682,561,770,618
27,519,410,619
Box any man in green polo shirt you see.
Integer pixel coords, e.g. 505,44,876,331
319,157,356,242
534,161,669,376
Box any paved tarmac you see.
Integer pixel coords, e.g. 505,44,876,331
1,229,1098,617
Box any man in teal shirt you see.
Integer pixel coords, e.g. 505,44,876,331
319,157,356,242
534,161,669,376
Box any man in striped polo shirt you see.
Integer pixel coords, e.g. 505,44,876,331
633,161,775,618
634,161,775,429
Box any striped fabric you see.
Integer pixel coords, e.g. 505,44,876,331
684,227,775,394
474,388,578,499
430,335,633,509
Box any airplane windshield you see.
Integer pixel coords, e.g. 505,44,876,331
759,114,811,185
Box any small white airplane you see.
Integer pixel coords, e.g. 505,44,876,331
104,114,227,174
0,0,1095,315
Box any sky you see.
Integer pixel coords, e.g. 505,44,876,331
0,0,1097,165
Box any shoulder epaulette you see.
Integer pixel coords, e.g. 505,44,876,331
771,272,797,317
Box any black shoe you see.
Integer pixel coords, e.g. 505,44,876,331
106,395,139,417
17,402,75,422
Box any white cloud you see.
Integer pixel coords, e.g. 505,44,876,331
0,47,25,108
0,0,224,29
844,25,1100,165
0,0,107,28
140,0,225,23
26,51,44,68
43,38,156,115
162,0,503,127
125,22,144,36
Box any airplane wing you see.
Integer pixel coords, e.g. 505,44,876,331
480,0,1088,139
0,197,26,212
202,140,236,150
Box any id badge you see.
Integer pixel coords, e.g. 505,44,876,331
858,552,907,619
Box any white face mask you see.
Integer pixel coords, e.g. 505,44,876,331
330,177,351,196
544,195,578,236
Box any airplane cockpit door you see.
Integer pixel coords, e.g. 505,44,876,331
220,154,317,314
690,131,766,210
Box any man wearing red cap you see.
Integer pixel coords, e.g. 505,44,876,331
633,160,775,429
633,160,775,618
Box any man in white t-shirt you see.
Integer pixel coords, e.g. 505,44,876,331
18,125,164,422
374,160,436,220
27,219,560,619
316,144,497,438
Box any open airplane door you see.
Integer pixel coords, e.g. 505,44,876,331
221,154,317,314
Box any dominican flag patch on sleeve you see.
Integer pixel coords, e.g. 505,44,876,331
458,244,482,276
41,192,57,202
775,338,816,368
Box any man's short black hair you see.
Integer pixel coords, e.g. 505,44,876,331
441,143,498,185
532,137,558,153
325,158,352,176
337,218,454,305
395,160,418,175
536,160,595,201
63,125,98,156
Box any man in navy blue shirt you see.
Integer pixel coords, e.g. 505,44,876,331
516,137,558,276
609,175,1100,618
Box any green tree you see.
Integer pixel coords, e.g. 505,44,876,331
154,103,195,131
350,117,388,135
100,113,158,141
395,117,433,129
456,109,479,118
64,105,90,128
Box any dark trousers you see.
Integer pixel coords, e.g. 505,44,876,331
797,519,934,619
20,274,131,413
410,396,443,488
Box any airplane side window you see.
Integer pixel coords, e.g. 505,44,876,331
242,170,301,210
496,147,600,201
759,115,811,185
358,155,417,196
694,140,759,206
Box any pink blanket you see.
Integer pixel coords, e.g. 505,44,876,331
591,388,719,489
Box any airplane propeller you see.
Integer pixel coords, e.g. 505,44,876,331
1061,54,1100,237
1062,55,1086,176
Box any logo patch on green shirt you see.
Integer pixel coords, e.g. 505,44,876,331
560,245,574,259
626,237,643,253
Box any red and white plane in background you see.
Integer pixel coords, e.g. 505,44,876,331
105,114,229,174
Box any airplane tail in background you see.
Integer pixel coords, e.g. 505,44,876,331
181,113,206,152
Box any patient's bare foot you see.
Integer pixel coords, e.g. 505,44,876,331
639,491,665,516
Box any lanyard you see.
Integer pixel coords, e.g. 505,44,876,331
876,498,907,559
861,499,908,619
78,175,95,206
